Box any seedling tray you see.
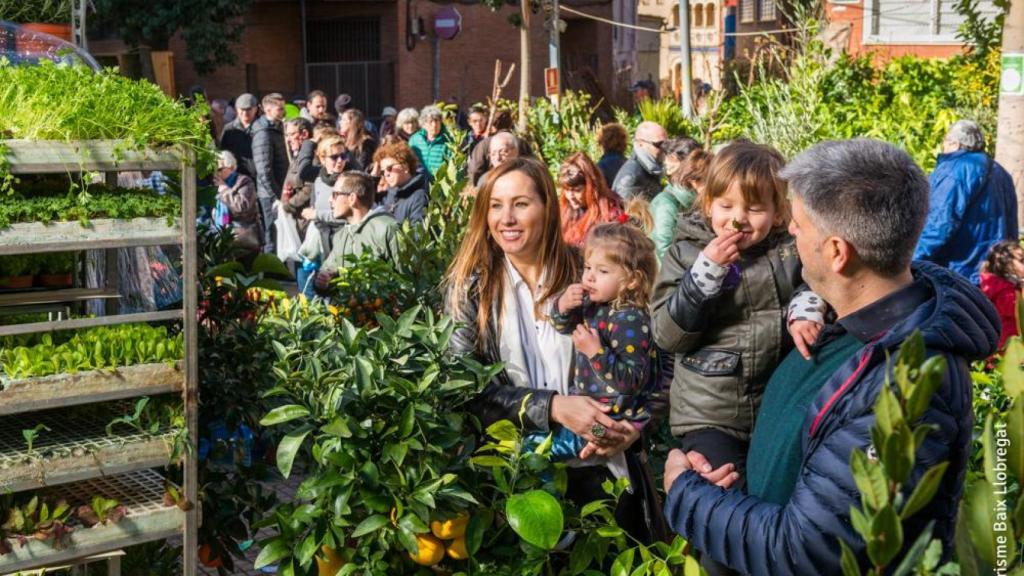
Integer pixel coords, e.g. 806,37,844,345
0,218,182,257
0,469,184,573
0,362,184,417
0,407,180,493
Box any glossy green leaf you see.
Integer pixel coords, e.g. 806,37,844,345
276,425,313,478
253,537,291,569
851,449,889,512
260,404,310,426
900,462,949,520
865,504,903,568
506,490,564,550
486,419,520,443
839,540,861,576
1006,397,1024,484
351,514,390,538
1001,338,1024,397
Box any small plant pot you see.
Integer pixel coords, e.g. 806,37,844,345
18,23,73,42
0,275,33,289
36,273,73,288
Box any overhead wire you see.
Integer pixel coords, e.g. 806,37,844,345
557,2,944,37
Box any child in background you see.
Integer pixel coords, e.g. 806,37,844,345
980,240,1024,350
651,140,825,495
526,223,659,477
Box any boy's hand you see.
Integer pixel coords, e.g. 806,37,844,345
572,324,602,358
789,320,823,360
703,230,742,266
558,283,588,315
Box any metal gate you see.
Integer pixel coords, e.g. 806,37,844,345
305,16,394,116
305,61,395,117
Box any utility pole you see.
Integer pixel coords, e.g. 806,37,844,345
996,0,1024,224
518,0,531,133
548,0,561,104
71,0,87,50
679,0,693,118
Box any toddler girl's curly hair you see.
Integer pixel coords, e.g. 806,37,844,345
583,222,658,310
982,240,1024,285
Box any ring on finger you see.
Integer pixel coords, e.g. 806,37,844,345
590,422,607,438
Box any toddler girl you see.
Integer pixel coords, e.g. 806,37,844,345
651,140,825,494
527,222,659,470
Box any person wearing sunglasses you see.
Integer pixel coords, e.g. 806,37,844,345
372,141,429,226
315,172,401,293
612,121,668,202
301,135,352,257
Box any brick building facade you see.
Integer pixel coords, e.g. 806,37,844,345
92,0,628,115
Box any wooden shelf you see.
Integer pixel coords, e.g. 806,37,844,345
0,362,184,417
3,140,182,174
0,470,185,573
0,218,181,256
0,408,180,493
0,310,183,337
0,288,121,308
2,139,199,575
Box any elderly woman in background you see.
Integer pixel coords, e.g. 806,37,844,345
373,141,430,226
409,105,453,177
396,108,420,142
596,123,629,187
339,109,378,170
649,145,710,259
214,150,262,260
558,152,624,248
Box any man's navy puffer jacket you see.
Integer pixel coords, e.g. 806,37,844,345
664,262,999,575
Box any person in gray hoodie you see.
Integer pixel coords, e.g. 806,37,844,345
315,172,400,292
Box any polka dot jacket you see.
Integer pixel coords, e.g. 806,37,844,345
550,301,654,423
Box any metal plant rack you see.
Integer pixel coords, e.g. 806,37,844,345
0,470,186,574
0,140,199,575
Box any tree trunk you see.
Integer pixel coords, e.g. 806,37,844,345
996,0,1024,226
518,0,530,134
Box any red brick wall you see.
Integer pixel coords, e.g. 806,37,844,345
395,1,553,109
171,1,304,100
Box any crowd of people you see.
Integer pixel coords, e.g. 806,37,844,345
207,88,1017,574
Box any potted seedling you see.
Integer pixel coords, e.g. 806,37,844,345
36,253,74,289
75,496,126,528
0,255,36,290
0,495,74,552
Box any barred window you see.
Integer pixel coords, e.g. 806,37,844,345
740,0,755,22
759,0,777,21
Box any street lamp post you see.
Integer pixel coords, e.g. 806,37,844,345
679,0,693,118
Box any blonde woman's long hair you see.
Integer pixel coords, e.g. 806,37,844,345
446,157,580,348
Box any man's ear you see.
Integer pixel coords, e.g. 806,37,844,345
826,236,855,274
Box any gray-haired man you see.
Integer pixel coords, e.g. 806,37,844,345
913,119,1017,284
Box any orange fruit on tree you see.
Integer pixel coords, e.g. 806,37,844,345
446,536,469,560
430,513,470,540
408,534,445,566
316,545,346,576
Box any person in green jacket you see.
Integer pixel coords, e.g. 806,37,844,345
649,145,710,259
315,172,400,292
408,105,453,177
